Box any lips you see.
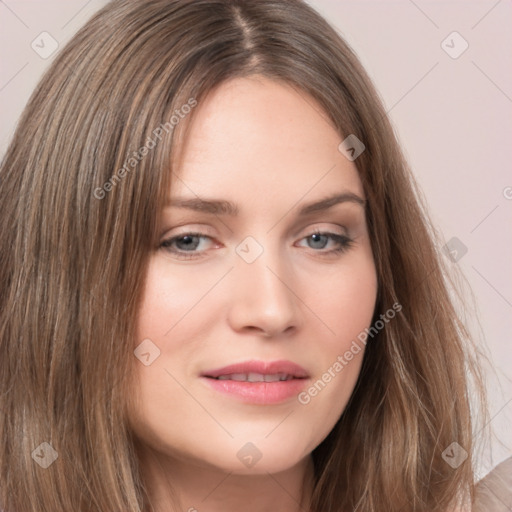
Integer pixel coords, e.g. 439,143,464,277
200,360,309,405
216,373,294,382
201,360,309,380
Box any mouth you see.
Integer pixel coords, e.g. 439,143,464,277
200,360,309,405
202,359,309,379
212,372,298,382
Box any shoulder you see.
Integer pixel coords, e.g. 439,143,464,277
473,456,512,511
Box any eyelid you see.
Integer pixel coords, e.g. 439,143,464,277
159,224,355,261
309,222,346,233
159,223,216,239
160,222,348,243
294,222,349,240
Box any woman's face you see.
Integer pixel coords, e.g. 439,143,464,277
130,76,378,475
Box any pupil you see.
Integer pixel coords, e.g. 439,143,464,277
178,235,198,250
310,233,327,249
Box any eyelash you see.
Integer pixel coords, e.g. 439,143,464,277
159,230,354,260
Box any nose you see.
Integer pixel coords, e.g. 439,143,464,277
226,243,301,338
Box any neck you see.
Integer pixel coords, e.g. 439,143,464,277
139,447,315,512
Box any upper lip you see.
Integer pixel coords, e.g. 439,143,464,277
201,360,309,379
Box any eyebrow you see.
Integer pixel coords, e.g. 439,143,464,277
166,191,366,216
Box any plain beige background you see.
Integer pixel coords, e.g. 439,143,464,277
1,0,510,481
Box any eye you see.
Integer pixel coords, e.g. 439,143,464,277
296,231,354,255
159,230,355,261
160,232,216,260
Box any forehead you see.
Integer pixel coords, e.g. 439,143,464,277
170,76,364,201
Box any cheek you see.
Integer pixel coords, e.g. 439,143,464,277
306,251,378,349
129,259,212,455
296,253,377,422
136,257,217,340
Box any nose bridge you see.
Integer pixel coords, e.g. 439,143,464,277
229,234,299,335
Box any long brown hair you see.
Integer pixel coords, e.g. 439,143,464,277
0,0,486,510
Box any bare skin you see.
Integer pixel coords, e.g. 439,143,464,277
129,75,378,511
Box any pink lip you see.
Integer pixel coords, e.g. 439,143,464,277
202,360,309,379
200,359,309,405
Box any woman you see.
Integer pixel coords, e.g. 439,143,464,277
0,0,490,511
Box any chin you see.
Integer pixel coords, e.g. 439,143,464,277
172,435,313,475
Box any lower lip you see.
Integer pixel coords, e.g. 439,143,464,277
201,377,308,405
